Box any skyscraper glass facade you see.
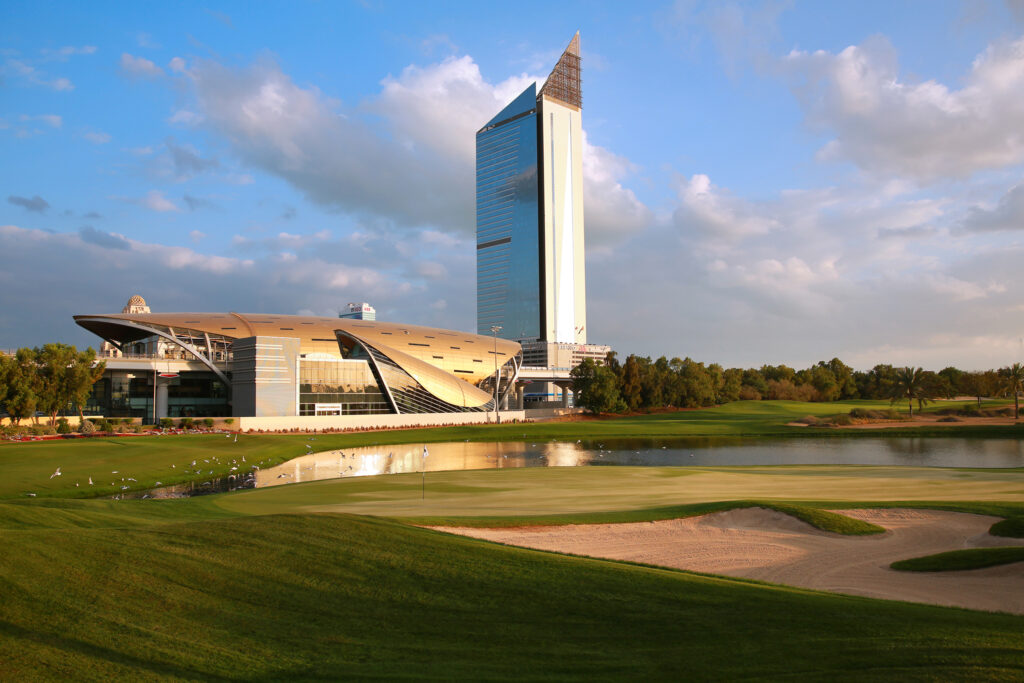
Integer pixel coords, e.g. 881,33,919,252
476,34,587,346
476,84,542,341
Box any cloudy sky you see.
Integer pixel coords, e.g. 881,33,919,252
3,0,1024,370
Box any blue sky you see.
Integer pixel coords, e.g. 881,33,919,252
3,0,1024,370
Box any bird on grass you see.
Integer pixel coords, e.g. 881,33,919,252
88,477,93,485
50,467,62,479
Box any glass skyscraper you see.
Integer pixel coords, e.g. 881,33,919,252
476,33,587,345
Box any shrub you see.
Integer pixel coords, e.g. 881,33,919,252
78,419,95,434
831,414,853,426
55,417,72,434
937,416,961,422
159,417,174,429
224,418,234,425
202,418,214,428
737,385,762,401
848,408,871,419
93,419,112,433
179,417,194,429
30,424,56,436
794,415,821,426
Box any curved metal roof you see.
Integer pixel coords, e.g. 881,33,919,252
74,312,521,409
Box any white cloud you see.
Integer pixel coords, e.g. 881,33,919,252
120,53,164,79
181,53,652,244
83,131,111,144
168,109,202,126
3,58,74,90
673,173,778,244
19,113,62,128
111,190,180,212
41,45,97,60
782,34,1024,180
189,230,206,243
959,182,1024,232
168,57,186,74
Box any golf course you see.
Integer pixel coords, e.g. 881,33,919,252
2,400,1024,680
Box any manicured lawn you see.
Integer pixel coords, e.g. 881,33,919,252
891,547,1024,572
3,399,1023,501
3,404,1024,679
3,509,1024,681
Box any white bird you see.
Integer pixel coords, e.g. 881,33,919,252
25,492,36,497
241,456,245,463
226,434,231,438
111,470,119,474
88,477,93,485
191,460,196,466
75,482,79,487
155,481,162,486
127,477,136,482
171,464,176,468
50,467,62,479
233,434,237,443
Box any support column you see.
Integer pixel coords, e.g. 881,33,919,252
155,382,169,420
515,383,525,410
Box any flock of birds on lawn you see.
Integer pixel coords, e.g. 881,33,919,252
28,437,690,499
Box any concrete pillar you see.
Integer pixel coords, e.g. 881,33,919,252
515,384,525,410
155,382,169,419
561,386,570,408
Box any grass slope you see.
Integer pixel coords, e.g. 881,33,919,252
3,510,1024,681
4,399,1023,501
891,547,1024,572
991,517,1024,538
408,500,885,535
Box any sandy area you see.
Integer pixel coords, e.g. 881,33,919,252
435,508,1024,614
788,415,1018,429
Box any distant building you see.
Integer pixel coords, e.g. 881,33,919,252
99,295,151,358
77,310,520,421
339,302,376,321
476,33,586,345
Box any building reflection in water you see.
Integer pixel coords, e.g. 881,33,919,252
253,441,593,488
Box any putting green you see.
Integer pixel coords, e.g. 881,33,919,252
207,464,1024,518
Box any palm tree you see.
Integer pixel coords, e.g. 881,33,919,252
890,366,928,418
1003,363,1024,421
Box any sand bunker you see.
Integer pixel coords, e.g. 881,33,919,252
435,508,1024,614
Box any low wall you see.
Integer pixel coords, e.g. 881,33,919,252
237,410,528,432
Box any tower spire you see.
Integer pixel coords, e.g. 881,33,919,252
539,32,582,109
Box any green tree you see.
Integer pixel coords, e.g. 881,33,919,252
570,359,624,414
889,367,930,417
1001,363,1024,420
5,349,40,425
36,343,77,425
620,355,644,411
69,347,105,421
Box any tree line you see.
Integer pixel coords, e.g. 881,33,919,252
571,353,1024,416
0,345,106,425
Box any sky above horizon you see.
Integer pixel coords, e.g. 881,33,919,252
3,0,1024,371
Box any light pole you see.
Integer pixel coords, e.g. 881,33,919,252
490,325,502,424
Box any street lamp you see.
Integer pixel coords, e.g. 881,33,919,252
490,325,502,424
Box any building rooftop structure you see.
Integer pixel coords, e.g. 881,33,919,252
476,32,587,346
75,312,521,418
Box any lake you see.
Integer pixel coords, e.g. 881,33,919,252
135,436,1024,498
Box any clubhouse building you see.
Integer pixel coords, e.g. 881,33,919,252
76,298,521,423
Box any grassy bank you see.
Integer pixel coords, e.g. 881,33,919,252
3,508,1023,680
3,399,1023,502
409,500,886,534
891,547,1024,572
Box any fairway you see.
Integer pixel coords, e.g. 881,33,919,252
207,464,1024,518
3,407,1024,680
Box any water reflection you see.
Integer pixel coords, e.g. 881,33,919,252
138,437,1024,498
